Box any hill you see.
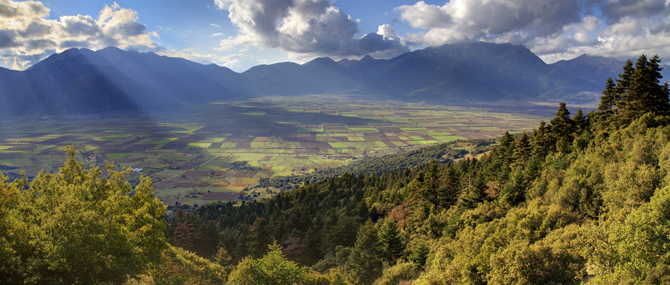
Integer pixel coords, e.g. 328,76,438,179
171,55,670,283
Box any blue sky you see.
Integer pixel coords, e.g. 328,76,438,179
1,0,669,72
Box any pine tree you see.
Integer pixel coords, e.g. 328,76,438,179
196,221,220,258
613,55,670,125
616,59,635,98
346,221,383,284
532,121,552,158
248,217,272,258
513,132,532,163
378,219,404,263
437,165,459,208
598,77,617,112
645,55,669,116
408,240,429,270
550,102,574,142
572,108,587,135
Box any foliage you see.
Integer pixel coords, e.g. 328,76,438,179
0,146,167,285
346,221,384,284
125,245,227,285
228,241,306,285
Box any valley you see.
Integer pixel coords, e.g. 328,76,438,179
0,95,545,207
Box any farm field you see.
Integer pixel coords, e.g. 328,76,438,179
0,95,547,207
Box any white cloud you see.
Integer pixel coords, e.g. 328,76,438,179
0,0,160,70
159,47,263,72
214,0,408,59
398,0,581,46
395,0,670,64
210,23,220,28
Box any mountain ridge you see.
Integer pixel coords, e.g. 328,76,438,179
1,42,667,117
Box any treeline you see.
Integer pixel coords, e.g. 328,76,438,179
171,54,670,284
253,139,494,192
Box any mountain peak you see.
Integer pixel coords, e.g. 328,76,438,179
304,57,338,66
360,55,375,62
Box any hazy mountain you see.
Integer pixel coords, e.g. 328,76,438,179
550,55,625,86
550,54,670,88
245,42,603,104
0,47,252,117
243,57,358,96
2,42,665,117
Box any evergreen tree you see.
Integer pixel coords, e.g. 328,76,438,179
436,165,460,208
599,77,617,112
550,102,574,142
616,59,635,97
346,221,383,284
196,221,220,258
248,217,272,258
532,121,552,158
572,108,587,135
513,132,532,163
606,55,670,125
228,241,306,285
408,240,429,270
379,219,404,263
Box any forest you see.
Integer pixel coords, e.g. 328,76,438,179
1,54,670,284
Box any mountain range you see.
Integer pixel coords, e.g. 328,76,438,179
1,42,667,117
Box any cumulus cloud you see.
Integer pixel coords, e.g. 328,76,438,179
214,0,408,59
396,0,670,63
0,0,159,70
398,0,581,46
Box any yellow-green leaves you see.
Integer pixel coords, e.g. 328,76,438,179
0,146,167,285
228,241,306,285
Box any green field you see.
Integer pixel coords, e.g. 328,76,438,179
0,95,546,206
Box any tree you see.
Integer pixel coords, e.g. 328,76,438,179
572,108,587,135
408,240,429,270
0,146,167,285
249,217,272,258
378,219,404,263
196,221,220,257
346,221,383,284
616,55,670,124
228,241,306,285
598,77,617,113
282,237,308,265
550,102,574,142
174,223,197,252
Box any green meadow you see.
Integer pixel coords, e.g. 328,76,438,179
0,95,545,206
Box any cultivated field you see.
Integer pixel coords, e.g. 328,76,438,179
0,95,546,206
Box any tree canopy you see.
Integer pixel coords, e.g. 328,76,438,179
0,146,167,284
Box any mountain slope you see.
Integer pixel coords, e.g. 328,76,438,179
245,42,603,103
0,47,253,117
2,43,666,117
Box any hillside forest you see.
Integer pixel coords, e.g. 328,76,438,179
2,54,670,284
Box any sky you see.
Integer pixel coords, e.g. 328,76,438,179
0,0,669,72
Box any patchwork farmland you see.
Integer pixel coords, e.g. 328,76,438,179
0,95,546,207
